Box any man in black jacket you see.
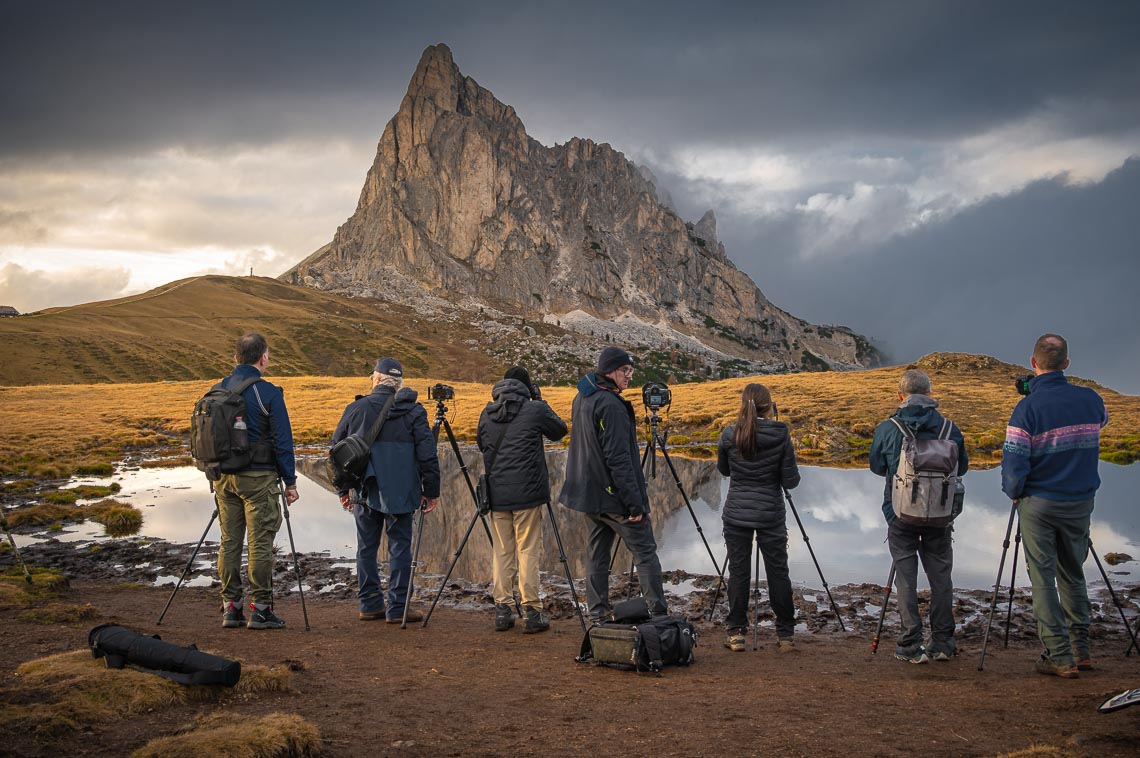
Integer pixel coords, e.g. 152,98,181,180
477,366,568,633
559,347,667,621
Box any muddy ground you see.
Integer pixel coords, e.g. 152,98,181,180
2,537,1139,757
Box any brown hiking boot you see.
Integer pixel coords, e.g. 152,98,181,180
777,638,798,653
725,631,746,652
523,607,550,634
1035,654,1079,679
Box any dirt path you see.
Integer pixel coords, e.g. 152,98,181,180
1,582,1138,757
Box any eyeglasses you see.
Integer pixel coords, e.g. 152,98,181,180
621,366,634,377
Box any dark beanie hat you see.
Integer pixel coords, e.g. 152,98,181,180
504,365,532,388
597,346,635,375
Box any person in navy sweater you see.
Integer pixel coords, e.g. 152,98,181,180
1002,334,1109,679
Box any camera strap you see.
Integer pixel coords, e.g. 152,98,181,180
363,391,399,448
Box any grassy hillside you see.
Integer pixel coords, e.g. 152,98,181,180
0,353,1136,479
0,275,499,385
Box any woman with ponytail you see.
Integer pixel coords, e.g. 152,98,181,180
716,383,801,652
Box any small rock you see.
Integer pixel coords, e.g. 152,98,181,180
1104,552,1134,565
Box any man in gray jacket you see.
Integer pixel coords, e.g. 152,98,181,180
558,346,667,621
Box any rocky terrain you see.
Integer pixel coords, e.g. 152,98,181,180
284,44,880,379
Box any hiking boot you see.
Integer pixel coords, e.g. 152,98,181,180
358,608,385,621
247,604,286,630
494,603,514,632
931,650,954,662
895,646,930,664
387,609,423,624
523,607,550,634
221,601,245,629
1077,658,1094,671
777,638,798,653
1035,654,1079,679
725,630,746,652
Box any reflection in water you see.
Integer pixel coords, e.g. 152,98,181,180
44,452,1140,591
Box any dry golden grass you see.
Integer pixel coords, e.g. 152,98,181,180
0,567,69,608
0,352,1136,476
4,499,142,536
131,712,322,758
2,650,292,740
995,746,1072,758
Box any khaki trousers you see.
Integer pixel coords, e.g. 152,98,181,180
490,506,544,609
215,470,282,605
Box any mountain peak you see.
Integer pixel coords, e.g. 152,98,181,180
405,43,461,110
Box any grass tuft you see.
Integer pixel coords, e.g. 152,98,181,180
131,712,322,758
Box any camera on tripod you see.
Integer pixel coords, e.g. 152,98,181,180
429,383,455,401
1014,374,1033,396
642,381,672,412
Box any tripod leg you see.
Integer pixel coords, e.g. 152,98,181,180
871,563,896,655
401,506,427,629
783,488,846,632
0,514,33,584
1003,526,1021,648
1086,540,1140,657
979,501,1019,671
157,507,218,625
609,536,623,571
423,508,482,628
752,533,761,650
441,419,495,548
707,558,728,624
546,502,588,634
656,438,726,585
279,481,310,632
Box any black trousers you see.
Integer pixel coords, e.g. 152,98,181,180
724,522,795,638
585,513,667,620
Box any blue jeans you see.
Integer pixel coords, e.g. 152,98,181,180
1017,496,1094,666
354,505,413,618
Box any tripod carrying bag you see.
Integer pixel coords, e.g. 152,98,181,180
577,614,697,673
89,624,241,687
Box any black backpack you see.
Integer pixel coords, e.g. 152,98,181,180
577,601,698,673
327,391,398,492
190,376,270,481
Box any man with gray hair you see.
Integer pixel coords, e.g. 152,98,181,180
331,357,440,623
869,368,968,663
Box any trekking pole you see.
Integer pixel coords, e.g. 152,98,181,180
870,563,896,655
752,533,761,650
0,511,33,584
278,479,310,632
1002,526,1022,648
783,487,846,631
1085,538,1140,657
157,490,218,625
547,501,588,634
978,500,1019,671
401,504,428,629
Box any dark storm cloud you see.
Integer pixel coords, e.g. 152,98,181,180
2,1,1139,155
718,158,1140,394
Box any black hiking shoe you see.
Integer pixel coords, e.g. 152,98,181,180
247,604,286,630
221,601,245,629
495,603,514,632
523,607,550,634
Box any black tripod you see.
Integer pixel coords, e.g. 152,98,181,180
870,562,896,655
979,500,1140,670
0,510,33,584
611,409,724,606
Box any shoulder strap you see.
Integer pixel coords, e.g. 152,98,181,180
637,621,665,672
937,417,953,440
225,376,262,396
363,391,399,447
888,417,916,440
484,408,521,476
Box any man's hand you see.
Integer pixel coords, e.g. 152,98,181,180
339,493,354,512
627,513,643,523
284,485,299,505
422,497,439,513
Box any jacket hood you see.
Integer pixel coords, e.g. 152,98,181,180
372,384,419,417
755,419,790,445
577,371,620,399
894,395,943,432
487,378,530,422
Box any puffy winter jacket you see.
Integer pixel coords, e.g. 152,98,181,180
558,372,649,517
477,378,568,510
330,385,440,515
717,421,801,531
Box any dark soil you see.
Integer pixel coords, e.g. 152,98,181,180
1,575,1139,757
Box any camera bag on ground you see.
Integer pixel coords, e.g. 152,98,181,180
327,391,398,492
577,613,697,673
476,410,520,514
889,416,961,527
190,376,272,481
89,624,241,687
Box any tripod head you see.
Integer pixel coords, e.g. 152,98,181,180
432,397,450,422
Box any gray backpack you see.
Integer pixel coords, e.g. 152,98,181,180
889,417,961,527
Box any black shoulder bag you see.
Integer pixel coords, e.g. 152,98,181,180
327,391,398,492
476,409,519,514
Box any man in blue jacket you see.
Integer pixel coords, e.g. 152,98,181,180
1001,334,1108,678
558,346,667,621
215,333,299,630
331,358,440,623
870,369,968,664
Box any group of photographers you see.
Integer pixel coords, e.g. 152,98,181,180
216,332,1108,679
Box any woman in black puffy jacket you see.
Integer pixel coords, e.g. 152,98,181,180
716,383,801,652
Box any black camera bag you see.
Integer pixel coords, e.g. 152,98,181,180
89,624,241,687
327,391,398,492
577,614,697,673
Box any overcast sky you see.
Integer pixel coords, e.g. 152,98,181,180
2,1,1138,391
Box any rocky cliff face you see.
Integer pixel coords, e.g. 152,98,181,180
285,44,879,372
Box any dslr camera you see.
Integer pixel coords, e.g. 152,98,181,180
430,383,455,401
642,381,672,412
1014,373,1033,396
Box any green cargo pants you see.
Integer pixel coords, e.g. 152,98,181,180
215,470,282,606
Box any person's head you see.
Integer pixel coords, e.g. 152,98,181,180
235,333,268,369
897,369,932,401
597,346,635,392
1031,333,1069,375
371,357,404,390
505,365,532,393
733,383,773,458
